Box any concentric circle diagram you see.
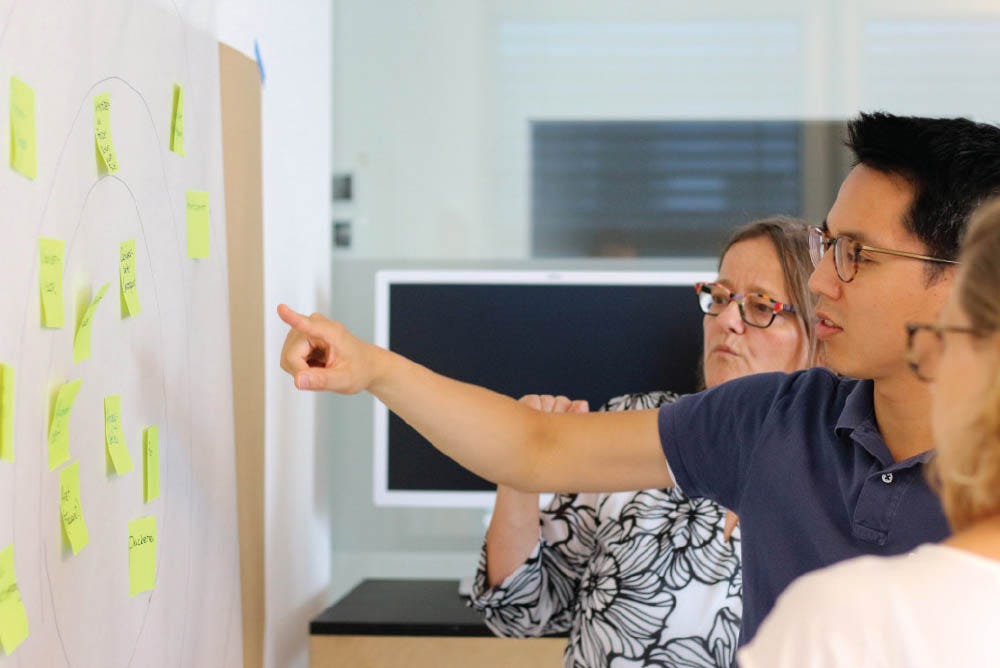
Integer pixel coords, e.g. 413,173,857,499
1,2,243,667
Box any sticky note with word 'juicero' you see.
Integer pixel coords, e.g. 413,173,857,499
128,516,156,596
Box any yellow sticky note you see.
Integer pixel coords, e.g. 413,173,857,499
119,240,141,317
170,84,184,156
94,92,119,174
39,238,65,328
9,76,37,180
0,365,14,462
128,516,156,596
47,379,82,471
143,426,160,502
59,461,90,555
73,283,110,364
0,545,29,655
104,395,133,475
186,190,209,259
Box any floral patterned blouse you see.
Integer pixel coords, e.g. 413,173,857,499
469,392,743,668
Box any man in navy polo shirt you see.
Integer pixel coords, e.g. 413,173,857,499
277,113,1000,648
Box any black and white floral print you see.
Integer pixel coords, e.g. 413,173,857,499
469,392,743,668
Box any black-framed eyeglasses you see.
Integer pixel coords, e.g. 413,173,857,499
695,282,796,329
905,322,985,382
808,226,959,283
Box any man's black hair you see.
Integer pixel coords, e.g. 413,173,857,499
846,112,1000,277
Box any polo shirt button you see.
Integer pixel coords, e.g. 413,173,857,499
881,472,894,484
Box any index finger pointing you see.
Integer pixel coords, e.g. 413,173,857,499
277,303,323,337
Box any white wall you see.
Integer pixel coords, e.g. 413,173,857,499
333,0,492,258
215,3,333,668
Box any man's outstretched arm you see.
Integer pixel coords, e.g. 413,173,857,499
277,304,673,493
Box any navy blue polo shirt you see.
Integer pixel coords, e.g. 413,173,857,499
659,367,950,646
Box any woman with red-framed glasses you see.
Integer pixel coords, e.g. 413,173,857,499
469,217,820,668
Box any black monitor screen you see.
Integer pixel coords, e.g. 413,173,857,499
374,270,713,506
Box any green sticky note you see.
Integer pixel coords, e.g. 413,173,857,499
94,92,119,174
104,395,133,475
0,545,29,655
9,76,37,180
186,190,209,259
119,240,141,317
73,283,110,364
128,516,156,597
47,379,82,471
170,84,184,156
143,426,160,502
59,461,90,555
0,364,14,462
38,237,65,328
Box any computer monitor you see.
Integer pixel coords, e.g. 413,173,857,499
373,269,715,508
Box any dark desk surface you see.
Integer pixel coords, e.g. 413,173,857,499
310,578,568,639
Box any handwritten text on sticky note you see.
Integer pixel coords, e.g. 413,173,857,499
170,84,184,156
143,426,160,502
39,238,65,328
186,190,209,259
119,240,141,317
9,76,37,180
48,379,82,471
94,92,119,174
59,461,90,555
73,283,110,364
128,516,156,596
104,395,133,475
0,545,29,655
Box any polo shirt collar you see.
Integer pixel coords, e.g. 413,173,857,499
834,377,936,468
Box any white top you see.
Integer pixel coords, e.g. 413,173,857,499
738,543,1000,668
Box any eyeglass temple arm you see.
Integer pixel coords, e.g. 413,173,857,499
863,245,959,265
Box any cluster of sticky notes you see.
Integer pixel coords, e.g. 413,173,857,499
128,516,157,596
73,283,110,364
143,426,160,502
9,76,37,180
0,545,29,655
94,92,119,174
59,461,90,555
104,395,133,475
170,84,184,156
186,190,210,259
38,238,65,328
119,240,141,317
0,365,13,462
48,379,82,471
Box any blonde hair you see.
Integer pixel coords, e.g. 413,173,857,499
929,198,1000,531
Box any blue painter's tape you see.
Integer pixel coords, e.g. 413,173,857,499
254,39,266,85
